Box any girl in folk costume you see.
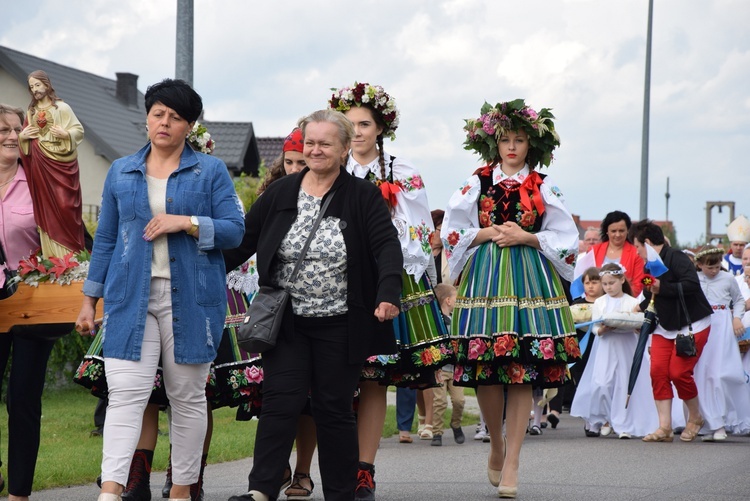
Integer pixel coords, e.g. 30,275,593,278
693,247,750,441
442,99,581,498
329,82,450,500
570,263,658,438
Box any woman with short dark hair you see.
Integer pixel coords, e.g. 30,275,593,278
75,79,245,501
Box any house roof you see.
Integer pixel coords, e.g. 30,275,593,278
257,136,284,169
0,45,259,174
0,45,146,161
201,121,260,175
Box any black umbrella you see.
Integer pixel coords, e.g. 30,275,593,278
625,297,657,408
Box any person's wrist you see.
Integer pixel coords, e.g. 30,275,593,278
186,215,199,236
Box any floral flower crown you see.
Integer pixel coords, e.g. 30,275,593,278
694,246,724,261
599,265,627,277
188,122,215,154
329,82,400,141
463,99,560,167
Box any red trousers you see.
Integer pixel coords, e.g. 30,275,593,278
649,327,710,400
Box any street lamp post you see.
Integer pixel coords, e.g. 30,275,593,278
639,0,654,220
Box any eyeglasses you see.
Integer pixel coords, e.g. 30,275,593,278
0,127,22,137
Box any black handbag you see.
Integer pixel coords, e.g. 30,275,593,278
237,189,336,353
0,239,18,300
674,283,697,358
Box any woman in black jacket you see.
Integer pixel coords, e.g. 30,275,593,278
631,220,712,443
225,109,403,501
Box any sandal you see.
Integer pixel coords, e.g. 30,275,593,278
280,464,292,491
417,415,426,435
285,472,314,500
680,418,705,442
419,424,433,440
399,433,413,443
642,426,674,442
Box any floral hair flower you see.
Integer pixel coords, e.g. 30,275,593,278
463,99,560,167
329,82,400,141
187,122,215,154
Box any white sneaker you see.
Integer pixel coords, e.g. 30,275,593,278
474,427,487,441
618,432,631,439
483,433,491,443
600,425,612,437
714,429,727,441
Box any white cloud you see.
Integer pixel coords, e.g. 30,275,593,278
2,0,749,244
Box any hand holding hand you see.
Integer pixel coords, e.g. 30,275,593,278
374,302,400,323
490,222,534,248
143,214,191,241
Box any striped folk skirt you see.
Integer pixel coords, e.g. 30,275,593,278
361,270,452,387
451,242,580,388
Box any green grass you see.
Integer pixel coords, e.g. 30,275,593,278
1,387,256,491
1,386,478,491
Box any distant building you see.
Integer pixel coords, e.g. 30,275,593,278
257,136,284,170
0,45,261,214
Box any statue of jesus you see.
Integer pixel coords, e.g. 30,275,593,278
18,70,85,258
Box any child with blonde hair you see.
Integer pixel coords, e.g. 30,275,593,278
430,283,466,446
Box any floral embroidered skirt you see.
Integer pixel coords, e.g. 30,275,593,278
74,287,263,411
206,287,263,411
451,242,580,388
361,270,452,387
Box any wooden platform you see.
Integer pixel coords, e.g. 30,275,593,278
0,281,103,332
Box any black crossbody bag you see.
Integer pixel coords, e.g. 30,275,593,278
237,189,336,353
674,282,697,357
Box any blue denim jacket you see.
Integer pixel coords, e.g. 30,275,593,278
83,143,245,363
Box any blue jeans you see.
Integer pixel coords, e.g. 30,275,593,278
396,387,417,432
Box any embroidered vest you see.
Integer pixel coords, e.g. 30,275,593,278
476,168,546,233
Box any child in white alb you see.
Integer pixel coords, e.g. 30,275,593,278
735,246,750,376
693,247,750,440
430,283,466,446
571,263,657,438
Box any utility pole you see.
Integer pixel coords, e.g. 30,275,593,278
639,0,654,220
175,0,194,86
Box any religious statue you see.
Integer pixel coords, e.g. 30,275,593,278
18,70,86,259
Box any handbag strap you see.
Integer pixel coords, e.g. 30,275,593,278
287,188,337,285
676,282,693,334
0,235,10,269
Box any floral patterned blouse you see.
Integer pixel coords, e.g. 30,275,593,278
271,188,348,317
442,164,578,282
347,151,433,281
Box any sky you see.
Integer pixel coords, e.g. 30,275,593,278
3,0,749,246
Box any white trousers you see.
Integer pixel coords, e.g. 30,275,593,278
102,278,211,486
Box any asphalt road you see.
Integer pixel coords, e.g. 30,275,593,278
28,411,750,501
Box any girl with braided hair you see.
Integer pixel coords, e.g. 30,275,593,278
330,82,450,500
